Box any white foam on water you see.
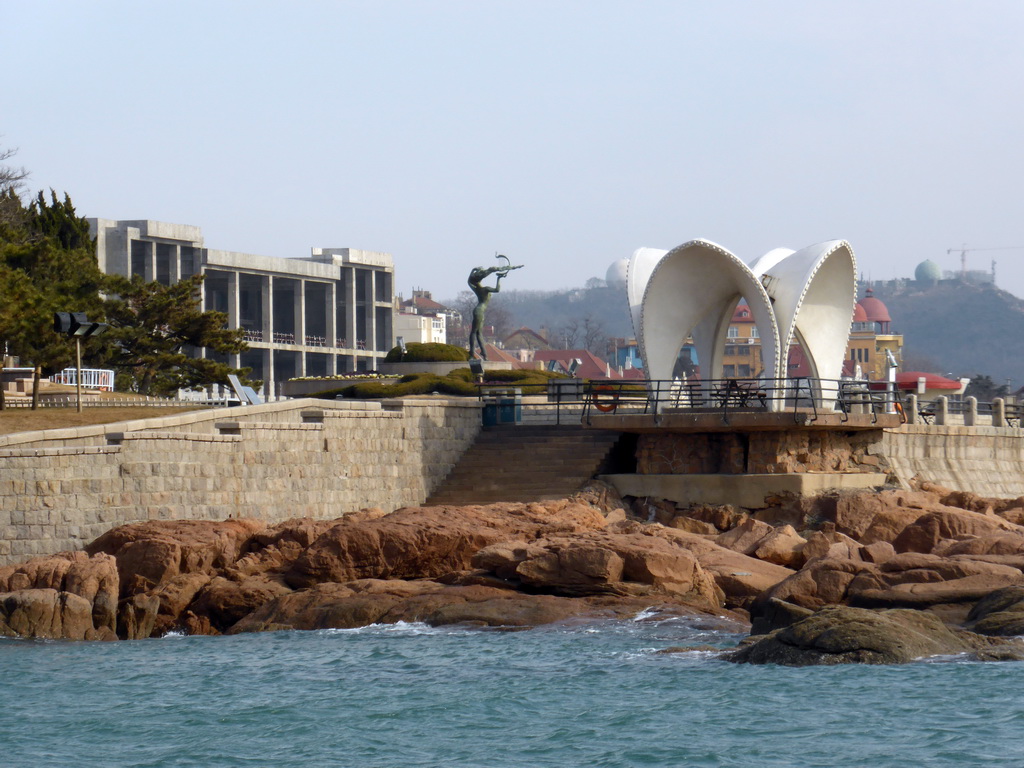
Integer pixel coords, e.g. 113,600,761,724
317,621,446,636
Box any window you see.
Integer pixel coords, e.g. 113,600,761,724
727,327,739,339
750,326,759,339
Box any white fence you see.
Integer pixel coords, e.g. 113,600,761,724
49,368,116,391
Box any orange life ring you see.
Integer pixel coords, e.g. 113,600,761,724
593,385,618,413
894,400,906,422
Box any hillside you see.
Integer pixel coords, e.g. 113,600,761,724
873,281,1024,387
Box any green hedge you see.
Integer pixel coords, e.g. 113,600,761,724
312,365,573,400
384,342,469,363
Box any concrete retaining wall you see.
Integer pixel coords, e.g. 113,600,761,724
882,424,1024,498
0,398,481,565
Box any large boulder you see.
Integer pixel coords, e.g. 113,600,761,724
188,575,292,633
752,525,807,569
728,605,1024,665
824,490,939,544
847,553,1024,609
285,501,608,589
0,552,119,636
471,530,722,607
754,557,872,611
641,525,794,604
0,588,111,641
892,509,1024,554
87,519,266,596
965,586,1024,636
714,518,775,555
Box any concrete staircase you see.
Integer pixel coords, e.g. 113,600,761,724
424,425,623,505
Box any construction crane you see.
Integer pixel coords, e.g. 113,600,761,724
946,245,1024,282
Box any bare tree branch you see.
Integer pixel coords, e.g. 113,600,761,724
0,144,29,196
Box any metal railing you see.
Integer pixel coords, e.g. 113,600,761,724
474,377,907,427
49,367,116,391
579,378,905,425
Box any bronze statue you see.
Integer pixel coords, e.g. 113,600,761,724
468,255,523,360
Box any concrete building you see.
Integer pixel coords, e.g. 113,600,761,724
89,219,394,397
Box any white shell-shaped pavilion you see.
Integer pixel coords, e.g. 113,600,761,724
629,239,857,412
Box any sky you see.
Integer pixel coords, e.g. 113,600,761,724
4,1,1024,300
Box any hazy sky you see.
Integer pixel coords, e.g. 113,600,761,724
5,1,1024,300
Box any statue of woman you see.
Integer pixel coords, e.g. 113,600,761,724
467,258,522,360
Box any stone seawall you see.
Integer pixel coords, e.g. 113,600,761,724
883,424,1024,498
0,398,481,565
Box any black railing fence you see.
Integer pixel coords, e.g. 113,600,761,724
475,377,907,427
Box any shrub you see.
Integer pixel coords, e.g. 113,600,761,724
384,342,469,363
324,371,477,399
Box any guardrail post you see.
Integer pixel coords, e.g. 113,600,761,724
965,396,977,427
993,398,1006,427
936,396,948,425
906,394,918,424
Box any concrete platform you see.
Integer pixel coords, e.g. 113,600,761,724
600,472,889,509
587,409,902,433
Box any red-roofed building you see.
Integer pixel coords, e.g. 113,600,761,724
503,327,552,352
534,349,620,380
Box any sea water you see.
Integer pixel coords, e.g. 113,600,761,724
1,613,1023,768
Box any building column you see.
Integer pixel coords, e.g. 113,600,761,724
346,267,358,353
170,244,182,284
326,282,337,375
228,271,240,329
263,348,273,400
296,279,307,377
144,241,157,283
368,271,378,355
262,276,274,344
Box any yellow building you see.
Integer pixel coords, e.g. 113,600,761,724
723,289,903,381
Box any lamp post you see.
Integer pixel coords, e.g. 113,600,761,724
54,313,109,413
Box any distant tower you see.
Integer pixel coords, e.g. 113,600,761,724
914,259,941,286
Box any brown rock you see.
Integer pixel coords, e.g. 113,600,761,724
473,531,722,607
646,527,795,604
118,593,161,640
681,504,747,532
826,490,938,544
847,552,1024,609
892,509,1024,554
966,586,1024,636
189,575,292,632
285,501,607,589
87,519,266,596
0,589,96,640
748,597,814,635
229,578,727,634
859,541,896,564
932,534,1024,557
801,529,863,562
570,480,627,516
752,525,807,568
715,518,775,555
150,573,212,636
757,557,873,610
729,605,1024,665
0,552,119,635
668,516,719,536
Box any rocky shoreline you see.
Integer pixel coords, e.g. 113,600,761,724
4,480,1024,665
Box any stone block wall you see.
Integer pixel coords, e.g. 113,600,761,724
882,424,1024,498
636,430,887,475
0,398,481,565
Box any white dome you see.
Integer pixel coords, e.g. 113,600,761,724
606,257,629,286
